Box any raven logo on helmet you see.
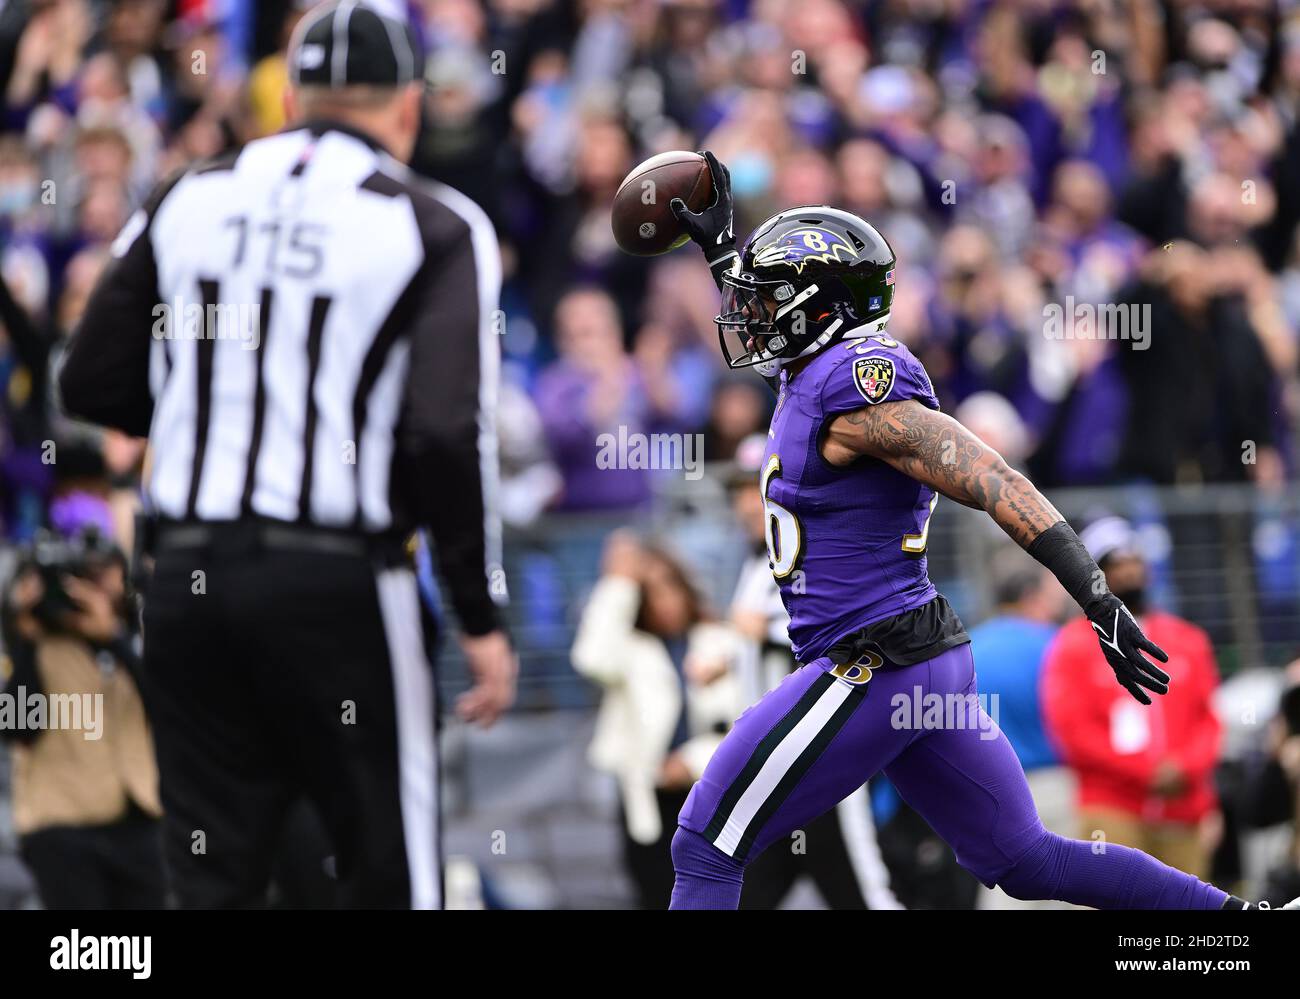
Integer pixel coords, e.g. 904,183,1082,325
752,227,859,274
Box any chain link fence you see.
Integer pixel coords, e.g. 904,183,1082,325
436,477,1300,711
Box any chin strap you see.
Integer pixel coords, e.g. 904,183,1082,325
751,311,892,373
788,308,894,363
792,316,845,359
741,292,894,375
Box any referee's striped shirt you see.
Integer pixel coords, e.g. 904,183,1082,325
59,120,505,634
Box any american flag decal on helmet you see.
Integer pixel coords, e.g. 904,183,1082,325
884,269,895,285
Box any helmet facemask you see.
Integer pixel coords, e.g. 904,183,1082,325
716,270,819,369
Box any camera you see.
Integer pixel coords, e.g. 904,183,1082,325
24,526,125,632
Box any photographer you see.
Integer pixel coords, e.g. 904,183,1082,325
1,524,163,909
1241,659,1300,906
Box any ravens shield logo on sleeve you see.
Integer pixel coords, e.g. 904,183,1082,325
853,356,895,404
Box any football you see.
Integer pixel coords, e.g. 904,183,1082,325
611,150,713,256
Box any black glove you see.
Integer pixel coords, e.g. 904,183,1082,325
1087,593,1171,705
670,150,736,268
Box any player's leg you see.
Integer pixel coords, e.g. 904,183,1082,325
883,643,1229,909
671,657,916,909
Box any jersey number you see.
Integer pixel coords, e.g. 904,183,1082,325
760,454,803,579
225,215,327,279
761,453,940,582
901,492,940,555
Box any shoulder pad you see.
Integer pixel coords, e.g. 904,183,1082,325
817,334,939,416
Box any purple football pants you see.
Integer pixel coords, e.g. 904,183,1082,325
671,643,1227,910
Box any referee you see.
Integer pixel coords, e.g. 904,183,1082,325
57,2,515,909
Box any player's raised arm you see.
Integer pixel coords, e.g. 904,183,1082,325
825,398,1172,705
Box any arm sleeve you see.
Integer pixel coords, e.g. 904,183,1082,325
58,173,181,437
397,195,505,636
820,338,940,418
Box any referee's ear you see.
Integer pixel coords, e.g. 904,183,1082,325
392,82,423,163
282,84,299,127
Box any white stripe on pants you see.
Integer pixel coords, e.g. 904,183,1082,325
375,567,442,910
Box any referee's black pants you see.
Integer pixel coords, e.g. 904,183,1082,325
141,522,441,909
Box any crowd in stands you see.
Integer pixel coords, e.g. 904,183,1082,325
3,0,1300,537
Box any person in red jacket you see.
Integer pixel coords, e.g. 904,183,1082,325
1042,516,1222,879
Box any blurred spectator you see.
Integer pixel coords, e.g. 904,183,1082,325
924,225,1027,413
1116,242,1286,485
246,2,313,137
1043,516,1223,879
1241,660,1300,906
497,375,562,529
536,286,696,511
701,373,767,462
571,531,742,909
953,392,1030,469
1,517,162,909
967,551,1074,909
4,0,91,124
523,112,645,334
958,115,1036,258
1,243,115,541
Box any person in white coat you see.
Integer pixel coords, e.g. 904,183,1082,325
572,531,743,909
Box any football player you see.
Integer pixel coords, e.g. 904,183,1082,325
726,434,903,909
664,152,1292,910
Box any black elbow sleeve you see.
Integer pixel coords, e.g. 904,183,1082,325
1025,520,1110,617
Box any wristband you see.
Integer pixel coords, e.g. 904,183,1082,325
706,248,738,293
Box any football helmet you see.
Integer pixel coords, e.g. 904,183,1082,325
716,206,897,369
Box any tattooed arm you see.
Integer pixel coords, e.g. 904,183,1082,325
823,399,1061,547
824,399,1171,703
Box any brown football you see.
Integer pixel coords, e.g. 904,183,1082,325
611,150,712,256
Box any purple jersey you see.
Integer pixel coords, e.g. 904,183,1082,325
761,332,948,662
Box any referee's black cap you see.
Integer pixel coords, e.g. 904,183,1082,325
288,2,421,88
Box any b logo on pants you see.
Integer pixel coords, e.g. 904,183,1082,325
830,649,883,686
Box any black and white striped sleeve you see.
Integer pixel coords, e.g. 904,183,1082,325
59,171,180,437
397,186,505,636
